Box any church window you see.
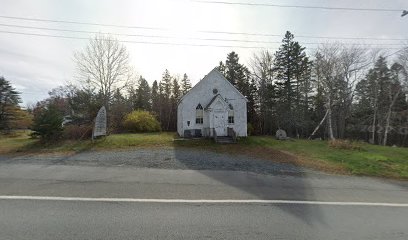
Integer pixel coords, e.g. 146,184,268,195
196,104,204,124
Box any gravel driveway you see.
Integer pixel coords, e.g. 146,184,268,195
0,147,309,175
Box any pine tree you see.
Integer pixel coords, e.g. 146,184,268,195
355,56,392,144
31,102,63,141
134,76,151,110
0,76,21,132
225,52,241,86
161,69,172,100
110,89,130,132
151,80,159,116
180,73,192,95
274,31,312,136
170,77,181,130
217,61,226,75
158,69,173,130
172,77,181,101
247,76,259,132
218,52,260,131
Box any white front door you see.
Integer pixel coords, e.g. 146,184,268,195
214,111,226,136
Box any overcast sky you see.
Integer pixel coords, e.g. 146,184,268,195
0,0,407,105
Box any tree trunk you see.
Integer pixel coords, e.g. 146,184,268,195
383,89,400,146
308,109,329,140
327,107,335,140
370,108,377,144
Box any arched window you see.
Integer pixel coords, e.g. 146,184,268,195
228,104,234,124
196,104,203,124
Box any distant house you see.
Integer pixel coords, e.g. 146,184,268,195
177,68,247,138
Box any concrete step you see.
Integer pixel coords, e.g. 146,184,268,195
216,136,235,144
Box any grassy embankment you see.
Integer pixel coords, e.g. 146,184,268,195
1,131,407,179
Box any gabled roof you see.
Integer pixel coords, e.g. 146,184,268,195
178,68,248,105
205,94,228,110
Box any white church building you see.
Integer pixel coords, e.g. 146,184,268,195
177,68,248,138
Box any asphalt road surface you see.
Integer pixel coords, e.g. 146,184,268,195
1,149,408,239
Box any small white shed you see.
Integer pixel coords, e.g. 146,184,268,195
177,68,247,138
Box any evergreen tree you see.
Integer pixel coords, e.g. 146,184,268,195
158,69,173,130
172,77,181,101
31,102,63,141
161,69,172,100
218,52,260,130
170,77,181,130
274,31,312,136
217,61,226,75
225,51,242,86
247,76,259,131
355,56,392,144
151,80,160,116
134,76,151,110
69,85,103,124
180,73,192,95
0,76,21,132
110,89,130,132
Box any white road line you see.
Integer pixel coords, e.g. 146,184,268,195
1,196,408,207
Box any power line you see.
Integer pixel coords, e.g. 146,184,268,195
0,30,269,49
0,23,406,46
0,14,406,41
203,30,408,41
0,23,280,44
192,1,403,12
384,47,407,58
0,15,164,31
0,30,404,50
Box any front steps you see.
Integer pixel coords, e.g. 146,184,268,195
215,136,236,144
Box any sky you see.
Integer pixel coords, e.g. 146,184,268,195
0,0,407,106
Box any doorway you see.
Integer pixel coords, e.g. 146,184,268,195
213,111,226,136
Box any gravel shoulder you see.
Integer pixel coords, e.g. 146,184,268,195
0,147,311,176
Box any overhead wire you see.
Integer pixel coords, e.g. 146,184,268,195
1,30,405,51
0,14,406,41
0,23,406,46
192,0,403,12
0,30,271,49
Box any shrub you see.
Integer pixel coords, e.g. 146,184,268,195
30,104,63,141
123,110,161,132
328,139,361,151
62,125,93,140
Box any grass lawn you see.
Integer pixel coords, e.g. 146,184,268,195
239,137,408,179
1,131,407,179
0,130,36,154
0,132,176,154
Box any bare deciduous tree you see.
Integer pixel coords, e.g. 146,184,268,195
250,50,275,134
383,46,408,145
310,44,340,140
74,34,133,109
310,43,368,140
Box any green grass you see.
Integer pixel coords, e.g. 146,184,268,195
2,132,177,154
92,132,175,149
1,131,407,179
0,130,36,154
239,137,408,179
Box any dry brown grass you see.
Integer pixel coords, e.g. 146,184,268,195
328,139,362,151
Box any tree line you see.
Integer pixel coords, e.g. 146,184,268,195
218,31,408,146
1,32,408,146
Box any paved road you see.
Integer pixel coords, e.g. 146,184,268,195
0,149,408,239
1,200,408,240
